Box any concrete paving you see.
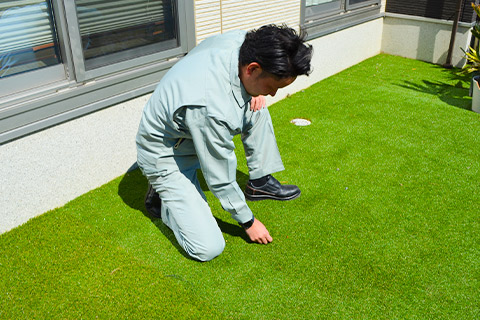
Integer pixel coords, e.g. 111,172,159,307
0,95,149,234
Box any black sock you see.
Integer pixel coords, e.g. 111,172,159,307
250,175,271,187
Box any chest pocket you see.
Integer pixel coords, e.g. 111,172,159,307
223,94,250,136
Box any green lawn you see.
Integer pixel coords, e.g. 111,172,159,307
1,54,479,319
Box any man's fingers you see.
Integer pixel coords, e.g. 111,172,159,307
245,218,272,244
251,99,260,111
255,234,272,244
256,238,267,244
250,96,266,111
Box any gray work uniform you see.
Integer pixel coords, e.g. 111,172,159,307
136,30,284,261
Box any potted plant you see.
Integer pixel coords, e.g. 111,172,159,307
463,2,480,112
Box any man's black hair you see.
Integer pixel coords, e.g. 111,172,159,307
239,24,313,78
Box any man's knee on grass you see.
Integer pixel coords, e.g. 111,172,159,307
184,234,226,262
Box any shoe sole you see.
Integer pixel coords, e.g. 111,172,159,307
244,190,301,201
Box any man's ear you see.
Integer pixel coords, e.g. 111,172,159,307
245,62,262,76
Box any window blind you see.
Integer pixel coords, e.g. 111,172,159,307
76,0,170,36
385,0,477,23
0,0,55,55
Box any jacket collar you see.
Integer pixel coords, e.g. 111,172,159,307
230,48,251,108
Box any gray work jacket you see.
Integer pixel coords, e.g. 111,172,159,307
136,30,255,224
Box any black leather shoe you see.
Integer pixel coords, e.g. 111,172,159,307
244,175,301,201
144,184,162,218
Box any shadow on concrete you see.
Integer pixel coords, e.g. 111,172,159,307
117,163,251,257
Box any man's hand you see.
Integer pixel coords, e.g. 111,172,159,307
250,95,266,112
245,219,273,244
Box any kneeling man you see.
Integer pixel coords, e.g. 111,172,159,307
136,24,313,261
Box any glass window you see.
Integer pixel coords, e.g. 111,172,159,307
75,0,178,70
0,0,61,78
302,0,381,38
306,0,337,4
346,0,379,10
1,0,194,144
305,0,341,18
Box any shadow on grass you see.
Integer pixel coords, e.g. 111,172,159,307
116,166,187,258
117,164,252,256
396,69,472,110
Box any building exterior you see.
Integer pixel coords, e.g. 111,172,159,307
0,0,475,233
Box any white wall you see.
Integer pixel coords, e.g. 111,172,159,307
382,13,472,68
270,18,384,104
195,0,384,103
195,0,300,43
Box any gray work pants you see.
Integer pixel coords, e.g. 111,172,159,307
138,107,283,261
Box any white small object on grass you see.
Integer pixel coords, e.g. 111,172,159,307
290,118,311,126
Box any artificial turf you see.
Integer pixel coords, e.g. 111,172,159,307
1,54,479,319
